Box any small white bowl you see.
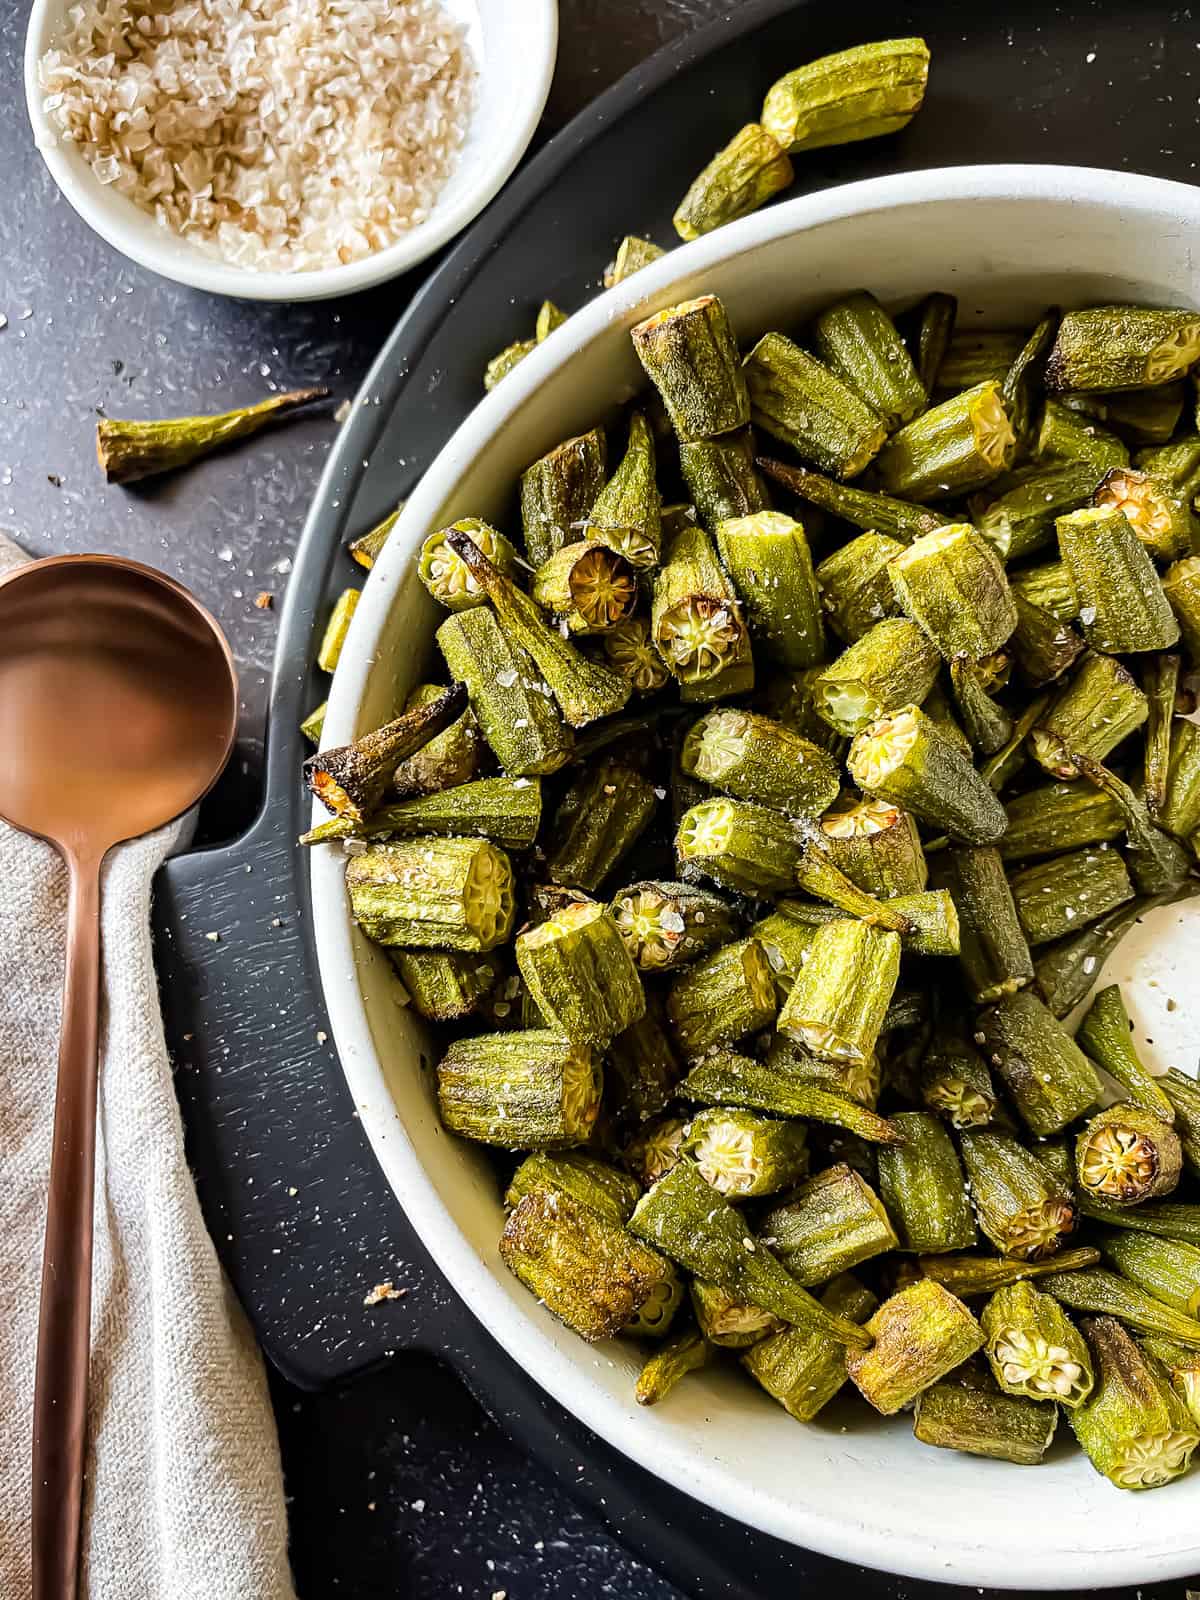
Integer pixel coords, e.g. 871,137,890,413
24,0,558,302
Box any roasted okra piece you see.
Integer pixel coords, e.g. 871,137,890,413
1136,434,1200,496
672,123,793,241
680,1051,904,1145
1141,1336,1200,1428
948,656,1014,758
760,37,930,152
814,531,906,643
1044,306,1200,393
812,290,926,429
418,518,519,613
316,586,360,674
628,1159,872,1347
811,618,940,737
1056,506,1179,654
915,1027,998,1129
1042,1268,1200,1347
1077,1103,1184,1211
544,762,657,892
848,705,1009,845
680,429,771,533
1030,652,1148,780
304,683,468,820
665,937,777,1058
1034,895,1161,1020
504,1150,641,1225
767,1029,883,1108
348,505,401,570
889,523,1017,662
530,539,638,635
346,836,515,952
743,332,888,480
1010,591,1085,689
631,296,750,440
928,845,1034,1003
770,890,952,956
652,521,753,700
675,797,801,895
300,700,327,746
1069,754,1191,896
714,511,824,670
846,1279,984,1415
690,1280,782,1348
437,608,572,777
520,427,607,567
392,683,483,800
1010,558,1079,621
759,1165,898,1284
976,989,1102,1137
610,880,738,973
917,1246,1100,1298
600,618,672,696
1143,654,1180,822
500,1189,677,1341
585,411,662,569
912,1379,1058,1465
683,1107,809,1199
757,456,942,542
484,338,535,390
972,461,1102,564
301,774,542,851
1075,985,1178,1123
1094,466,1199,563
606,1001,682,1127
535,300,567,341
437,1030,600,1149
1160,1070,1200,1178
1065,381,1189,446
390,949,498,1023
1159,719,1200,840
635,1328,711,1405
874,381,1016,501
776,919,901,1066
96,385,328,483
1162,556,1200,664
959,1130,1078,1260
1034,398,1130,475
877,1113,976,1254
624,1113,689,1187
1001,308,1059,449
935,329,1026,391
1097,1229,1200,1320
908,290,957,396
603,234,666,288
681,708,840,819
1069,1316,1200,1489
515,901,644,1045
742,1274,879,1422
818,795,927,897
1007,845,1134,947
751,908,821,999
981,1279,1094,1407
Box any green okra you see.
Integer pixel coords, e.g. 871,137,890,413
665,937,777,1058
586,411,662,569
1035,895,1161,1020
672,123,794,241
680,1051,905,1145
908,290,957,396
652,521,753,699
949,656,1014,757
1064,381,1189,446
1056,506,1179,654
504,1150,642,1225
750,907,821,1000
741,1273,879,1421
316,586,360,674
1078,1100,1184,1207
500,1188,676,1341
743,332,888,480
437,608,573,777
626,1263,687,1339
919,682,973,758
675,796,801,895
759,1165,898,1284
346,835,515,952
811,618,941,737
767,891,956,958
776,919,901,1066
1159,719,1200,840
930,845,1034,1003
445,529,631,728
815,531,906,643
628,1159,873,1347
1075,984,1178,1123
1071,754,1192,896
1144,655,1181,822
610,880,739,973
635,1328,712,1405
606,999,682,1127
681,708,840,819
1096,1230,1200,1318
600,618,672,696
1033,398,1130,476
1069,1315,1200,1488
972,461,1102,564
544,762,657,892
875,381,1017,501
812,290,926,430
846,1279,985,1415
1045,306,1200,393
1135,434,1200,498
1043,1269,1200,1348
848,704,1009,845
889,522,1017,663
390,949,499,1023
1007,845,1134,948
484,338,536,390
1030,652,1148,781
761,668,850,756
766,1031,883,1110
936,330,1027,393
980,694,1050,792
877,1112,976,1254
760,36,929,152
818,794,928,897
690,1279,782,1348
347,504,402,571
535,300,567,342
603,235,666,288
1002,309,1059,450
757,456,942,542
1162,556,1200,664
631,295,750,441
96,387,330,482
714,511,825,670
916,1027,998,1128
418,518,520,613
393,683,484,800
1142,1336,1200,1429
679,428,771,533
1008,592,1085,687
959,1130,1078,1260
917,1246,1101,1298
516,901,645,1045
683,1107,810,1198
530,539,638,635
1010,558,1079,621
1095,467,1199,563
981,1279,1094,1406
912,1378,1058,1465
624,1113,689,1187
976,989,1102,1137
301,774,541,850
520,427,608,567
300,700,327,746
437,1030,601,1149
304,683,469,821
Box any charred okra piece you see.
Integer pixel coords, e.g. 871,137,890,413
301,774,541,851
680,1052,904,1145
1043,1269,1200,1347
652,521,753,699
437,608,572,777
819,795,927,897
628,1159,872,1347
683,1108,809,1198
1045,306,1200,393
624,1113,689,1187
743,333,888,480
949,656,1014,758
1162,556,1200,664
1069,1316,1200,1488
776,919,901,1066
811,618,940,737
681,708,840,819
875,381,1016,500
714,511,824,670
916,1028,998,1128
545,763,657,892
316,586,360,674
631,296,750,441
1002,309,1059,449
1141,1336,1200,1428
610,880,738,973
1160,719,1200,840
1035,896,1160,1020
760,36,930,152
530,539,638,635
672,123,793,241
96,386,328,483
391,949,498,1023
393,683,482,800
981,1279,1093,1406
300,701,327,746
635,1328,712,1405
516,901,644,1045
520,427,607,567
606,1001,682,1127
930,845,1034,1003
665,937,777,1058
812,290,926,429
742,1273,878,1421
973,461,1102,564
848,705,1009,844
1075,984,1178,1123
1072,754,1191,896
815,531,906,643
603,234,666,288
418,519,519,613
877,1112,976,1254
1007,845,1134,947
1078,1104,1183,1209
690,1280,782,1348
679,428,771,532
1030,653,1148,780
583,411,661,569
846,1279,984,1415
675,797,801,895
600,618,672,696
1097,1230,1200,1319
757,456,942,542
1161,1070,1200,1178
304,683,468,820
347,836,515,952
889,523,1017,662
484,338,535,390
348,505,401,571
977,989,1102,1137
1095,466,1198,563
917,1246,1100,1298
959,1130,1078,1260
500,1189,676,1340
759,1165,898,1284
438,1030,600,1148
504,1150,642,1225
912,1379,1058,1465
1056,506,1179,654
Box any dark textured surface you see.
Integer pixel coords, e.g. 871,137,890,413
8,1,1200,1597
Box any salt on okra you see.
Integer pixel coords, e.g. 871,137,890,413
888,522,1017,663
1030,651,1148,781
758,1164,898,1284
876,1112,976,1254
679,428,771,531
346,835,515,953
631,295,750,441
1056,505,1179,655
438,1030,602,1149
776,918,901,1066
679,1051,904,1145
503,1150,642,1225
811,618,941,737
848,704,1009,845
1044,306,1200,394
681,707,840,818
874,381,1016,501
743,331,888,480
392,683,483,799
1007,844,1134,948
519,427,607,567
390,949,499,1023
917,1246,1101,1299
606,1000,682,1127
846,1278,984,1415
675,796,802,895
958,1129,1078,1261
437,607,573,777
652,520,753,699
812,290,926,430
516,901,645,1045
690,1280,782,1348
814,531,906,643
600,617,672,695
714,511,825,671
976,989,1102,1137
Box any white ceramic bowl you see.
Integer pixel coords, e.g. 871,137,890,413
313,165,1200,1588
23,0,557,302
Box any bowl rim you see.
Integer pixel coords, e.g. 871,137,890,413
23,0,559,303
313,163,1200,1586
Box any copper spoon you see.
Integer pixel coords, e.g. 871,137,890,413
0,555,238,1600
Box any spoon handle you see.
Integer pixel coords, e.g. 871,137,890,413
32,851,103,1600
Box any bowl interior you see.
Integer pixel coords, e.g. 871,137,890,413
314,168,1200,1587
24,0,557,301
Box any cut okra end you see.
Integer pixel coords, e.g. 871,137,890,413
516,900,645,1046
981,1280,1094,1408
418,518,517,612
1075,1104,1184,1208
683,1107,809,1199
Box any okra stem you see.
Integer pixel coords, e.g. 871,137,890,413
96,386,328,482
304,684,468,821
1074,984,1178,1123
757,456,942,542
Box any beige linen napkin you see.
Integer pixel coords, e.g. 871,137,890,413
0,536,296,1599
